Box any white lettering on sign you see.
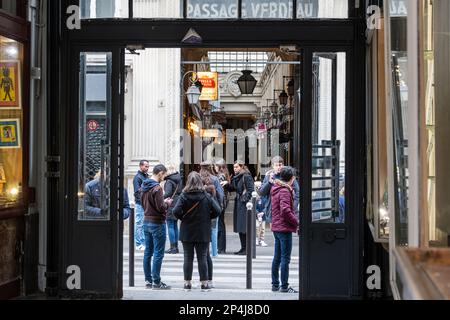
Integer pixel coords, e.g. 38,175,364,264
297,3,315,18
187,1,319,19
390,0,407,17
187,3,238,18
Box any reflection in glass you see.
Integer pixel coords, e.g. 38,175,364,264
311,52,346,224
297,0,348,19
186,0,238,19
78,53,112,221
390,7,408,245
80,0,129,19
133,0,182,18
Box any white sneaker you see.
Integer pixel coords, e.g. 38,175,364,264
136,245,145,251
256,238,261,246
260,241,268,247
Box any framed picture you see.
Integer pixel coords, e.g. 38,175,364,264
0,60,21,110
0,119,21,149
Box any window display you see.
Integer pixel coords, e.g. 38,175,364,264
0,36,23,209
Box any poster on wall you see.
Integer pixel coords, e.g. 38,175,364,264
0,61,21,110
197,72,219,101
0,119,21,149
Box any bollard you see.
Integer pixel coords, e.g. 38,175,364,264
246,201,254,289
252,192,258,259
129,208,135,287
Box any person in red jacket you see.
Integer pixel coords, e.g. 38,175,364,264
270,166,299,293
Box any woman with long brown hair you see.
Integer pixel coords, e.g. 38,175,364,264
221,160,255,255
172,172,222,291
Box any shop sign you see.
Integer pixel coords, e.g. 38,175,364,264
187,0,319,19
197,72,219,101
390,0,407,17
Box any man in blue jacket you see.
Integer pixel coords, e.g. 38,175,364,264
258,156,300,226
133,160,150,250
85,174,132,220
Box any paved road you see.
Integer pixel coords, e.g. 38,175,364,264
123,198,300,300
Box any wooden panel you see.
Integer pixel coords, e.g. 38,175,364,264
0,217,23,299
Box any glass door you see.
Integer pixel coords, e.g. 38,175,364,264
300,48,354,299
63,46,125,298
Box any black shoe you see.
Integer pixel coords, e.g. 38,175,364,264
237,249,247,255
280,287,298,293
271,285,280,292
201,284,212,292
218,250,226,254
184,283,192,291
153,282,171,290
234,248,246,255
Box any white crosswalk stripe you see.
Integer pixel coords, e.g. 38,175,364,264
123,254,300,290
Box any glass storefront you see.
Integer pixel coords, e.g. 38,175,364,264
421,0,450,248
80,0,350,19
0,36,24,210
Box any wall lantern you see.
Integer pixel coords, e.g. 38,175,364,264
186,84,201,105
279,90,289,106
237,70,258,95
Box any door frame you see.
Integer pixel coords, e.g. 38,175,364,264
48,2,366,298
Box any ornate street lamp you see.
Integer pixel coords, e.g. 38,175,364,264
183,71,202,105
237,70,258,95
186,83,201,105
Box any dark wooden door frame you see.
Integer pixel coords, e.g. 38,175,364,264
48,1,366,298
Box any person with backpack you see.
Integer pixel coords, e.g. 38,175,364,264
259,156,300,228
172,172,222,292
213,158,231,254
163,164,183,254
221,160,255,255
199,161,224,258
270,166,299,293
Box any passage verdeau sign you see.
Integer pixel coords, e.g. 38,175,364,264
198,72,219,101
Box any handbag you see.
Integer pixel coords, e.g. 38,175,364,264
181,201,200,220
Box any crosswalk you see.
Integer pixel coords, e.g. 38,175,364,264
123,251,300,291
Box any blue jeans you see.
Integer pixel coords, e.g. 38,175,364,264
134,204,145,247
210,219,219,257
166,219,179,245
143,222,166,284
272,232,293,289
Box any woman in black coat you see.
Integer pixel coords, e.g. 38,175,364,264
172,172,222,291
221,160,255,255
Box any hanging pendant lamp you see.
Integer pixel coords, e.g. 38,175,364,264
238,70,257,95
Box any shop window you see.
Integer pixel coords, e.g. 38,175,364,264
80,0,129,19
367,18,390,242
421,0,450,247
296,0,348,19
0,36,24,210
0,0,16,16
133,0,182,18
388,1,408,246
